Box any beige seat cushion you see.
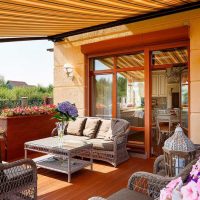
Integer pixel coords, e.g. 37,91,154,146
83,118,100,138
66,118,87,136
87,138,114,151
96,119,111,139
63,135,89,142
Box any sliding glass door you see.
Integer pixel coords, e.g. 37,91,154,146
90,52,145,151
89,45,189,156
150,47,189,156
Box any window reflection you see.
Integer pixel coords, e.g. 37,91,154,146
92,74,112,118
117,52,144,68
181,70,188,129
117,71,144,127
91,57,113,70
152,48,188,65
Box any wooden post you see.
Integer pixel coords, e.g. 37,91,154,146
21,97,28,108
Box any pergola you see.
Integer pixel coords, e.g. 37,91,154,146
0,0,199,42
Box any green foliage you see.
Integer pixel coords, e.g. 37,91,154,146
117,76,127,98
95,77,112,105
0,84,53,109
95,76,127,106
0,78,6,87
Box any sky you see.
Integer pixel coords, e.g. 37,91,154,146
0,40,53,87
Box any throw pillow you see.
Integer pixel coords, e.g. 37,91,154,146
66,117,87,136
104,119,129,140
96,119,111,139
83,118,101,138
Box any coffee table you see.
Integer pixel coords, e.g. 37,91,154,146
24,136,93,182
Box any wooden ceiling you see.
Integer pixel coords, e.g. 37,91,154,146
0,0,200,40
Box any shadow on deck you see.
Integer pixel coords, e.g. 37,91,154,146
38,157,154,200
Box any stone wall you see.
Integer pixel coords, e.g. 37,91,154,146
54,45,85,116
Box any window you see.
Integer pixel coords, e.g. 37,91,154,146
117,52,144,68
152,48,188,66
181,70,188,129
92,74,112,118
117,71,144,127
91,57,113,71
90,52,144,127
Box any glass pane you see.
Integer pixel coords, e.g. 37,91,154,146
117,71,144,127
127,130,145,151
181,70,188,84
91,57,113,70
181,85,188,106
181,70,188,129
117,52,144,68
152,47,188,66
181,108,188,129
92,74,112,118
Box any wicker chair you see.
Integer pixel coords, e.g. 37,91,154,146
89,156,197,200
0,140,37,200
156,114,175,146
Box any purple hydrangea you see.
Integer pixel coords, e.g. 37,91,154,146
57,101,78,118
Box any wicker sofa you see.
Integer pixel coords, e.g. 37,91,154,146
51,117,130,167
89,155,197,200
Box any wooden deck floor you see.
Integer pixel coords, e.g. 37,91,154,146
37,157,154,200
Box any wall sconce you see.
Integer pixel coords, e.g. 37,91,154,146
63,63,74,80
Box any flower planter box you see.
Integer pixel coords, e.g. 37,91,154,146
0,114,57,161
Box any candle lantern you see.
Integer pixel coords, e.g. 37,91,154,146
162,125,196,177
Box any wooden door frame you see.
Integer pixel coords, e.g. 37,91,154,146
82,26,190,158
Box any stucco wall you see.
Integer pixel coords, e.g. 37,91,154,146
54,8,200,142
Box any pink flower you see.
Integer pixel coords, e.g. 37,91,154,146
190,164,200,177
1,104,56,117
181,181,199,200
166,177,182,190
160,178,182,200
160,189,171,200
160,188,172,200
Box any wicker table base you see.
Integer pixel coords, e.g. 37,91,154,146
24,136,93,182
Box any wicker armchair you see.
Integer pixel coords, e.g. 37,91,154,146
89,156,197,200
0,159,37,200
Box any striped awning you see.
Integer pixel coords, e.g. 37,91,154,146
0,0,200,41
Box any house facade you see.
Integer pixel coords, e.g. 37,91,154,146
53,8,200,157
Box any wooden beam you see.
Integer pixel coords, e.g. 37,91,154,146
81,26,189,56
0,36,47,43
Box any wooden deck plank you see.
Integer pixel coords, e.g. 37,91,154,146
37,157,154,200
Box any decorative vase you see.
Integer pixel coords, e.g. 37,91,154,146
56,122,66,147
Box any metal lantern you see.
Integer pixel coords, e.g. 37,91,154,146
162,125,196,177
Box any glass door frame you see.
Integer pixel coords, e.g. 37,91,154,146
89,53,145,132
148,42,190,157
84,40,190,158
